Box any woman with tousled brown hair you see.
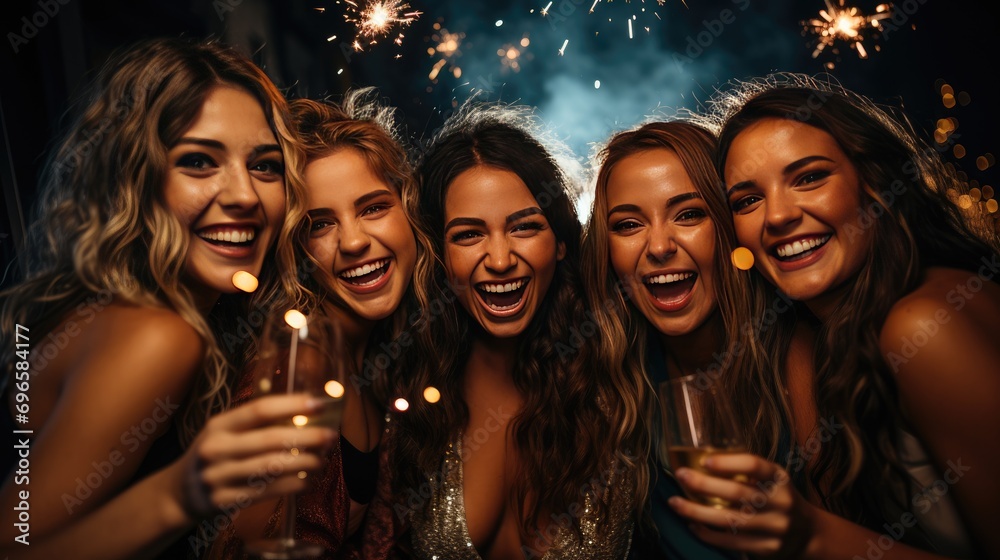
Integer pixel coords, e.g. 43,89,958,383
204,88,433,558
669,74,1000,559
386,102,641,559
0,37,336,559
581,120,762,559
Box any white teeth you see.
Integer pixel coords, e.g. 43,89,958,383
198,229,256,243
340,259,390,279
775,235,831,258
478,279,525,293
645,272,694,284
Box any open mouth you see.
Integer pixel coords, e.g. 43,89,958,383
773,235,831,262
643,272,697,307
339,258,391,287
475,278,528,314
196,227,257,247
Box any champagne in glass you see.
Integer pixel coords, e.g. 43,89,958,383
659,374,745,508
245,309,345,559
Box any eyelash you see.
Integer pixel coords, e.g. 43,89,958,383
676,209,706,221
611,220,640,232
797,170,830,185
177,153,216,170
252,159,284,175
362,203,391,217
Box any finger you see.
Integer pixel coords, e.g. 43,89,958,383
703,453,784,483
205,394,325,432
209,474,316,508
676,467,755,505
201,450,325,487
689,523,784,557
198,425,336,462
669,495,791,535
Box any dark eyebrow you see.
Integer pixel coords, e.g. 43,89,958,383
174,137,224,150
727,181,752,198
445,217,487,231
251,144,282,157
354,189,394,208
784,155,834,176
506,207,543,225
608,193,702,217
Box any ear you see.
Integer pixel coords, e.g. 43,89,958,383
556,241,566,261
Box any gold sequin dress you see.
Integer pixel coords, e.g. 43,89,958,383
409,436,634,560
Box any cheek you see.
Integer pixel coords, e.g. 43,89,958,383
607,238,640,282
732,215,760,250
307,237,334,266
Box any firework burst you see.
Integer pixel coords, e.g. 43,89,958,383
341,0,422,50
803,0,892,66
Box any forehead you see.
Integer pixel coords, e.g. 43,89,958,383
303,148,390,206
183,86,274,141
724,118,845,180
444,165,539,218
606,148,699,204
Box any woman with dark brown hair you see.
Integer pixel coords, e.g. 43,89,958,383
669,74,1000,559
389,103,643,559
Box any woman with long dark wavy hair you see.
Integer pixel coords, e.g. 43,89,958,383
0,38,335,558
669,74,1000,559
581,120,767,559
388,104,644,559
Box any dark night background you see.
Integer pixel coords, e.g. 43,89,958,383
1,0,997,288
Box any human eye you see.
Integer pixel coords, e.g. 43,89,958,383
730,194,762,214
361,202,392,218
251,158,284,179
610,219,642,233
308,215,336,236
676,208,708,223
797,169,830,186
511,220,545,236
177,153,217,171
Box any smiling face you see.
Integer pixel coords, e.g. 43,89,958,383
605,149,718,337
443,165,565,339
304,147,417,325
161,86,286,303
725,117,872,307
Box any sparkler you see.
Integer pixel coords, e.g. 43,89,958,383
341,0,422,50
428,24,464,81
540,0,677,41
803,0,892,66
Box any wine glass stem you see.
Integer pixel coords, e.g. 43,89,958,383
282,493,297,545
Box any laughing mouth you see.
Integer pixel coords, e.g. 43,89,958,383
643,272,697,303
339,258,391,286
476,279,527,312
774,235,831,261
197,227,257,247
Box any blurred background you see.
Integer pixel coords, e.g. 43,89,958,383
1,0,997,286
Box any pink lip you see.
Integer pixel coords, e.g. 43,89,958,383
337,260,394,295
645,282,696,313
473,277,530,319
197,236,258,259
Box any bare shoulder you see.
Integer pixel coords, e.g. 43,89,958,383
879,266,1000,382
85,302,206,364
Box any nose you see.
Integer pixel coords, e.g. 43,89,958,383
339,218,371,256
763,190,802,232
217,165,262,211
485,235,516,273
646,222,678,264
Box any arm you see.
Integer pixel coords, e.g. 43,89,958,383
879,292,1000,557
2,393,335,559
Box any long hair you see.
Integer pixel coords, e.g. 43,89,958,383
701,74,999,528
393,102,643,539
0,37,307,444
579,121,771,520
288,88,434,405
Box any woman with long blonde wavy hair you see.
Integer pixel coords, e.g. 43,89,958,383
0,37,335,559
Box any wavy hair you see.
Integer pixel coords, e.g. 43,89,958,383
288,89,434,404
700,73,999,529
392,102,645,539
0,37,307,444
579,121,771,522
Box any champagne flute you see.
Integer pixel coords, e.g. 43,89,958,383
659,374,745,509
244,309,346,559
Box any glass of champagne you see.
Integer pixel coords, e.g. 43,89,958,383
244,308,346,559
659,374,745,509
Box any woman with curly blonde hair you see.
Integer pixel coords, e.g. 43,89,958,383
0,37,334,559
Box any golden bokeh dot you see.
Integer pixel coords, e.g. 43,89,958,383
433,22,441,30
957,91,971,106
259,378,272,393
987,199,999,213
394,398,410,412
325,380,345,399
284,309,307,329
953,144,966,158
942,94,956,108
940,83,954,96
978,156,990,171
984,186,995,199
426,47,434,55
731,247,755,270
946,188,958,201
423,386,441,403
289,447,300,456
933,130,947,144
970,188,982,202
232,271,259,293
958,194,973,209
292,415,309,427
987,153,997,166
957,170,969,181
297,471,308,480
